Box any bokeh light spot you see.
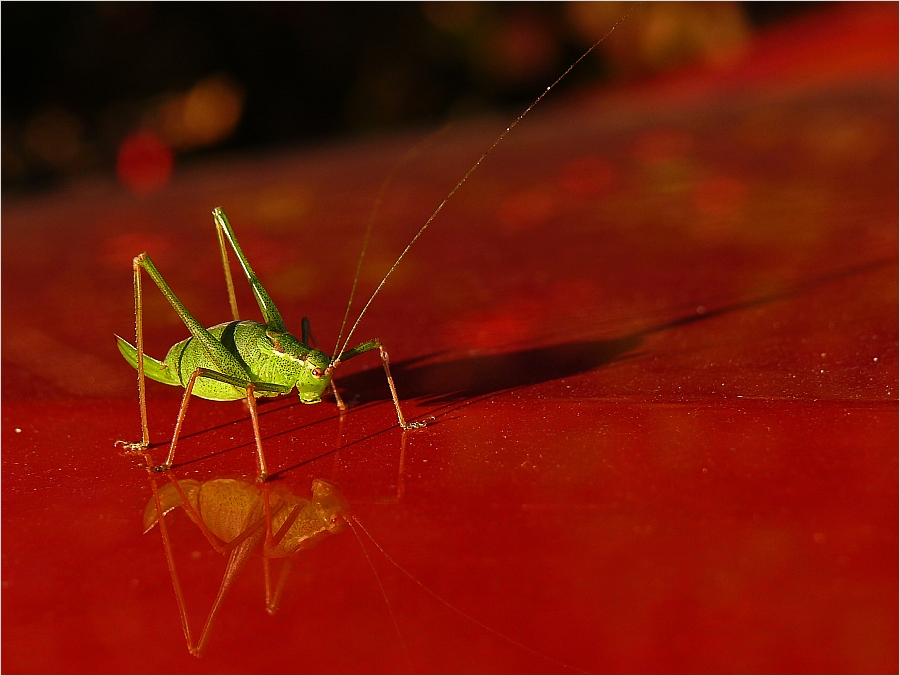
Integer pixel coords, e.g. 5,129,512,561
183,75,245,148
156,74,245,151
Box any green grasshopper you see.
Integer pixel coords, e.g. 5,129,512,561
116,9,634,482
116,207,423,481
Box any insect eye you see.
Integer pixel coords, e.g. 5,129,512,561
311,367,324,378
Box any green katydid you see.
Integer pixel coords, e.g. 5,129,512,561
116,8,634,482
116,207,423,482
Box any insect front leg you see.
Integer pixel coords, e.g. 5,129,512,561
338,339,426,430
330,381,348,410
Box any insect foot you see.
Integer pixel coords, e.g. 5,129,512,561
115,439,150,454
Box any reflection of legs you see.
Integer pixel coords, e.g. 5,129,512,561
264,559,293,615
195,533,262,657
145,462,195,654
262,501,305,614
397,430,408,501
161,466,274,657
380,429,408,504
144,457,291,657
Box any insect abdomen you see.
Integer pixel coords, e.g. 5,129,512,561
164,321,297,401
165,324,250,402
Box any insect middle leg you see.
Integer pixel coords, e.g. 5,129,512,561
160,367,287,481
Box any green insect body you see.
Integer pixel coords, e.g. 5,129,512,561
116,207,417,481
117,320,333,404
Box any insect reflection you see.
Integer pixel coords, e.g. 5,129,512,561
143,463,349,657
140,453,577,671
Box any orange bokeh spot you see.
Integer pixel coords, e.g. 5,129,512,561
116,131,174,194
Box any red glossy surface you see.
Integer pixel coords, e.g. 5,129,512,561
3,4,897,673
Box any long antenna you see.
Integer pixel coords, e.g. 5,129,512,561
332,127,452,361
335,4,637,361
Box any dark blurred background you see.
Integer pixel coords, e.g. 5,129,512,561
3,2,822,195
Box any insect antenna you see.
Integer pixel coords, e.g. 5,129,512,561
347,517,412,670
349,515,585,673
335,4,638,362
331,128,454,363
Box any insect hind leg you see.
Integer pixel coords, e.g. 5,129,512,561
212,208,287,333
126,252,287,479
116,252,155,453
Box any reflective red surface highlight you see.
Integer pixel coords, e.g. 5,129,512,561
3,4,897,673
